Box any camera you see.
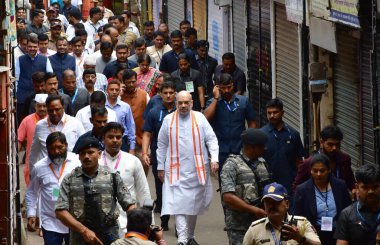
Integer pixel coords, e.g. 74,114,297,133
148,225,162,241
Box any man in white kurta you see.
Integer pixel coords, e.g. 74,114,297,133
157,91,219,245
99,122,151,236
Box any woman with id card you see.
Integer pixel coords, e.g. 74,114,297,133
293,154,352,245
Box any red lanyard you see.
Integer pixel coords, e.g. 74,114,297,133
49,161,67,180
103,152,122,170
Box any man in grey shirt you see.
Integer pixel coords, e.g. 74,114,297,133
59,70,90,115
128,38,157,68
95,41,116,73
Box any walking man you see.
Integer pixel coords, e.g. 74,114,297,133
157,91,219,245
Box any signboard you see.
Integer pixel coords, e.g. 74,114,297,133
329,0,360,27
285,0,303,24
310,0,330,18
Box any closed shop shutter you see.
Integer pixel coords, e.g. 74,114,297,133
207,1,226,63
167,0,184,34
152,0,163,27
334,27,360,167
247,0,272,126
361,25,374,165
274,3,301,131
193,0,207,40
232,0,247,72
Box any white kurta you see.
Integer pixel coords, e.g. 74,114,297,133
157,111,219,216
99,150,151,233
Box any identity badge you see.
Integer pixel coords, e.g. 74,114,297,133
185,81,194,93
321,216,333,231
52,187,60,201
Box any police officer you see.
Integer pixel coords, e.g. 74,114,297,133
55,137,136,245
220,128,271,245
243,183,321,245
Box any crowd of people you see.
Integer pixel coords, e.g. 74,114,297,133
15,1,380,245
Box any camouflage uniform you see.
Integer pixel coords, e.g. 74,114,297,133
220,152,271,245
55,165,136,245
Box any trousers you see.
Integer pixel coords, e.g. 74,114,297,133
175,214,197,243
42,226,70,245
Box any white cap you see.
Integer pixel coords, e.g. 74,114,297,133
35,94,48,104
84,56,96,66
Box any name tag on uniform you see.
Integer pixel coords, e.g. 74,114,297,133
185,81,194,93
52,187,60,201
321,216,333,231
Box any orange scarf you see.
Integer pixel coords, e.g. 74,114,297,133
169,111,206,186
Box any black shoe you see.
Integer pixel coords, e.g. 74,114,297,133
161,221,169,231
187,238,199,245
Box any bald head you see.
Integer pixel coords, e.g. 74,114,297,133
176,91,193,116
100,34,112,44
63,69,76,80
176,90,192,101
62,69,77,94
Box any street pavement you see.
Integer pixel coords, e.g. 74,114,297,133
20,160,228,244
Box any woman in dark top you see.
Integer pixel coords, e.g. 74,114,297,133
294,153,352,245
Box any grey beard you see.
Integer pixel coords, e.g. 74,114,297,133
53,156,66,165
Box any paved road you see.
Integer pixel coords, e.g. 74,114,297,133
20,161,228,245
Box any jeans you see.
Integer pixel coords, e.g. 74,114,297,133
42,226,69,245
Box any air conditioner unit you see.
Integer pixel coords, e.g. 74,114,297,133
214,0,232,7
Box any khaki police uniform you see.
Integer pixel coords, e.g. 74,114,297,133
243,214,320,245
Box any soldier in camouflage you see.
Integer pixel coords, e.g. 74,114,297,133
55,137,136,245
221,128,272,245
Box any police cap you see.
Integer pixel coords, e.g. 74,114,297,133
74,137,101,154
241,128,268,145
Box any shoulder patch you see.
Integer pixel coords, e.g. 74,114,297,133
250,217,266,227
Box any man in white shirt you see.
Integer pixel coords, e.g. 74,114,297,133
69,36,88,78
99,122,150,236
84,7,104,43
26,131,81,244
157,91,219,245
122,10,140,38
29,94,85,173
76,91,117,132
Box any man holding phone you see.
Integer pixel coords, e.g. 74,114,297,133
243,182,321,245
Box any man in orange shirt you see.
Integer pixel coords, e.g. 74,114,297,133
121,69,150,174
18,94,48,186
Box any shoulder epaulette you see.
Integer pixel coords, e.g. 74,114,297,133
250,218,266,227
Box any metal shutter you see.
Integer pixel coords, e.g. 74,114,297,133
274,3,301,131
247,0,272,127
208,1,225,63
167,0,184,33
152,0,163,27
233,0,247,73
192,0,207,40
334,28,360,167
361,24,374,165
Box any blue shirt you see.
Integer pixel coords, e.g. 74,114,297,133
142,103,175,159
143,94,162,119
261,123,306,194
159,48,198,74
315,187,337,226
206,95,256,154
106,99,136,150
